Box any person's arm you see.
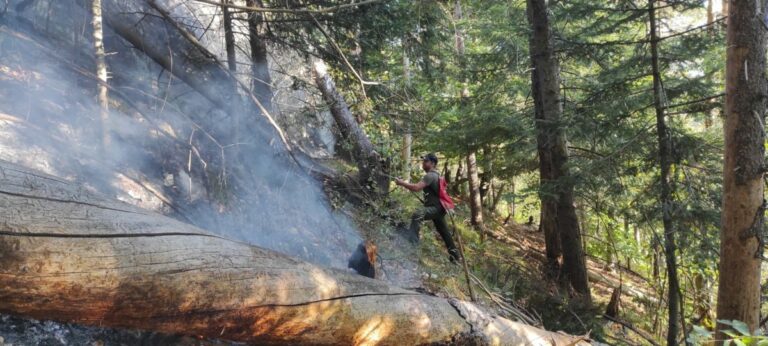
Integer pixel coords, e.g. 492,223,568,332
395,178,427,192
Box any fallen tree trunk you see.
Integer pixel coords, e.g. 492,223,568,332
0,160,588,345
313,60,389,197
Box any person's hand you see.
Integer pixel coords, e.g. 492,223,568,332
395,178,404,186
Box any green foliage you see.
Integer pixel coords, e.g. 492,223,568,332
688,320,768,346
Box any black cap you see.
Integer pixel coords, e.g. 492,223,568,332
421,153,438,164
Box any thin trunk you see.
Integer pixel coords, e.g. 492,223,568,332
480,149,493,207
467,153,485,240
527,0,590,302
443,161,451,184
649,1,680,344
716,0,766,341
634,225,641,245
652,240,660,281
487,180,493,209
510,179,516,221
605,223,616,270
480,173,490,205
222,0,236,72
401,41,412,178
221,0,239,156
92,0,109,150
454,0,485,238
707,0,714,36
402,132,412,178
679,288,689,345
580,207,588,265
452,160,464,196
246,0,272,111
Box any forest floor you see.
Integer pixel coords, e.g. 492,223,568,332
391,206,662,346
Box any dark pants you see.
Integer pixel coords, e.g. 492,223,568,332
408,206,461,262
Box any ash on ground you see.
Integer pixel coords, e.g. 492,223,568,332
0,314,238,346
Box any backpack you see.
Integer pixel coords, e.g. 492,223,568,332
438,177,455,211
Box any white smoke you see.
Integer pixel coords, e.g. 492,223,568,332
0,0,361,268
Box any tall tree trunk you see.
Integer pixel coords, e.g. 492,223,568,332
528,0,562,269
453,0,485,238
649,1,680,344
401,40,412,178
526,0,590,302
716,0,767,341
245,0,272,111
92,0,109,150
0,160,587,346
222,0,236,72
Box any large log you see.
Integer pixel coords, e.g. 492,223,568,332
0,160,589,345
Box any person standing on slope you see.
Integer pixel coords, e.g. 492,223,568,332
395,153,460,263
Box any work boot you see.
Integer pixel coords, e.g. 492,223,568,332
448,249,461,264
